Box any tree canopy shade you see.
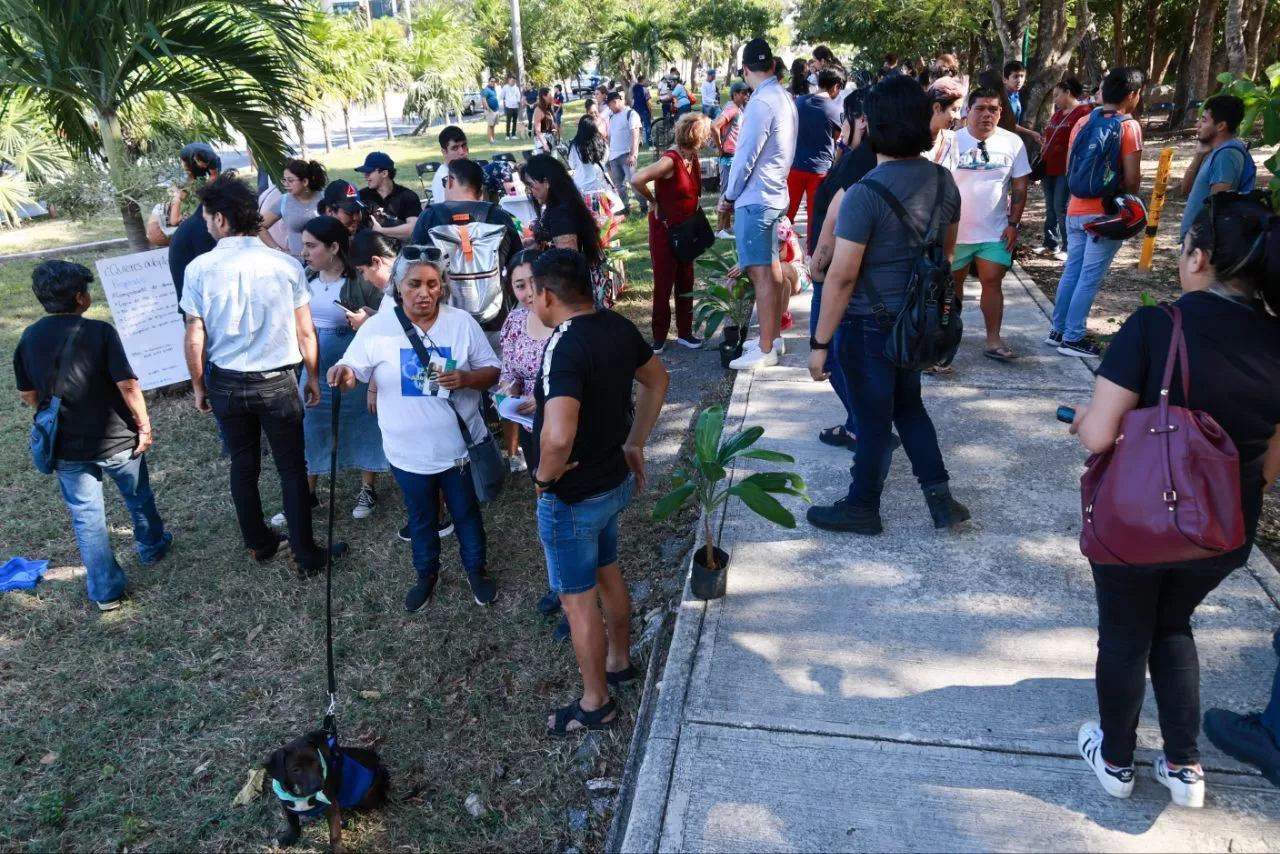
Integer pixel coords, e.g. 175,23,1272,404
0,0,306,249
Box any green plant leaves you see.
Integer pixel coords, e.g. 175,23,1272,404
652,481,696,521
739,448,795,463
741,471,811,503
717,426,764,463
695,406,726,467
728,482,797,528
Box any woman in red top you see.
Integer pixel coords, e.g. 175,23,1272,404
631,112,712,353
1040,77,1091,259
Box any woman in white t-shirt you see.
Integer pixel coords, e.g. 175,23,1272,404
297,216,388,523
329,248,502,612
567,116,612,194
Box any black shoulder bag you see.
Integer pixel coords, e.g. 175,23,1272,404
662,156,716,263
393,306,506,503
857,166,963,372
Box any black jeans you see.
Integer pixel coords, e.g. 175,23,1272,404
1091,560,1237,767
207,365,321,570
504,107,518,137
839,315,948,510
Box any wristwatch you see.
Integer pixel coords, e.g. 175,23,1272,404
1007,220,1022,230
532,474,559,489
809,336,831,350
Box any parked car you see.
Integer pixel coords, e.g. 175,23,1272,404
461,91,484,116
571,73,601,96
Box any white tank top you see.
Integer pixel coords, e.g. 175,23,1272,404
309,276,350,330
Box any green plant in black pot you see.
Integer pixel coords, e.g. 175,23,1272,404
652,405,809,600
692,246,754,367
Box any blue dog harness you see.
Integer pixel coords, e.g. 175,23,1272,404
272,737,378,818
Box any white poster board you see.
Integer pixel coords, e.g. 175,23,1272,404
95,249,188,390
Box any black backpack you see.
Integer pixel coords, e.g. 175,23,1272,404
858,166,963,371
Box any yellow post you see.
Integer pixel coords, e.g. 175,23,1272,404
1140,147,1175,271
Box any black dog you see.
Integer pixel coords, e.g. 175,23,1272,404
263,730,389,852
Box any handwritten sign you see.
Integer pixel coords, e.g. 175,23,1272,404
95,249,188,390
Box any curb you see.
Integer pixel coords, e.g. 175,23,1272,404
611,352,758,853
0,237,129,263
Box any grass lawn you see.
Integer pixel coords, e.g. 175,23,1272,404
0,141,732,849
0,213,124,257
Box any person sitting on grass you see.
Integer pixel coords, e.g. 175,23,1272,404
14,260,173,612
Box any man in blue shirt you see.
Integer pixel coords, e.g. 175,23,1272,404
632,75,653,147
481,77,501,143
719,37,798,371
1004,61,1026,123
1179,94,1256,245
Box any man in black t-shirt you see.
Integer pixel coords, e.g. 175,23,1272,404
355,151,422,241
13,261,172,611
169,204,217,307
530,250,670,736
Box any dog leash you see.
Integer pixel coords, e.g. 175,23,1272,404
323,384,340,738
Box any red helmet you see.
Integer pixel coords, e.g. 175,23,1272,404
1084,193,1148,241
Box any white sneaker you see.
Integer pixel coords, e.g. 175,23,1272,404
351,484,377,520
774,336,786,356
1053,250,1070,262
739,337,761,353
1078,722,1135,798
715,229,734,240
270,511,287,529
728,345,779,370
508,451,528,473
1154,753,1205,808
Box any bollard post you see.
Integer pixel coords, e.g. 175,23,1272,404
1139,147,1175,271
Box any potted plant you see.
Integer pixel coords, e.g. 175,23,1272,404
692,247,755,368
652,405,809,600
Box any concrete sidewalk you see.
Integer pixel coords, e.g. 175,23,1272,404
620,270,1280,852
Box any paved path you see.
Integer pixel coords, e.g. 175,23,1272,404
621,269,1280,852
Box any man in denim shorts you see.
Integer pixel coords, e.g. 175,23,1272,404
719,37,797,370
529,250,670,736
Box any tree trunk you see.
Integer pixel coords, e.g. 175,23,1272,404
320,113,332,154
1226,0,1248,77
509,0,526,85
98,110,149,252
294,117,308,158
1169,5,1201,128
1137,0,1159,79
342,104,355,148
1018,0,1095,128
1152,45,1176,86
382,90,394,139
1112,0,1125,66
1187,0,1221,100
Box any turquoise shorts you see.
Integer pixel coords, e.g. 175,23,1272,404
951,241,1012,272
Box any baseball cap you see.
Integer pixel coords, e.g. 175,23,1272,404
742,37,773,69
354,151,395,174
730,81,750,96
321,179,364,213
705,68,716,77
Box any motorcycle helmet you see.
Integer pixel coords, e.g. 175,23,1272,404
1084,193,1148,240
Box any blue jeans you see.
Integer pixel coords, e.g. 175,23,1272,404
537,474,635,594
1050,215,1124,343
391,464,486,579
55,450,170,603
810,281,856,435
839,316,948,511
637,110,652,145
1263,630,1280,743
1042,175,1071,252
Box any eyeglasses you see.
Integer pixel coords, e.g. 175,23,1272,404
401,244,444,262
977,139,990,163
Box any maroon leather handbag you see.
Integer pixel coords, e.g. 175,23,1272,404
1079,305,1245,566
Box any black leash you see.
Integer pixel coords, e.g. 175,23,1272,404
323,382,340,738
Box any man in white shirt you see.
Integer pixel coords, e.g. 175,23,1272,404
701,69,720,119
430,125,469,205
179,175,334,576
605,91,646,216
657,75,673,121
949,87,1031,361
500,75,522,139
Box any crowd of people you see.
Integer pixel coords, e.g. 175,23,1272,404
14,37,1280,792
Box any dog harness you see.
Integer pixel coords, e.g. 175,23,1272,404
272,738,378,818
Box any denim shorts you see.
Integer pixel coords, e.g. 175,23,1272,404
537,473,636,594
734,204,785,268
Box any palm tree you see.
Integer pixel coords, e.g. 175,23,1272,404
600,11,685,95
364,17,410,141
0,97,69,224
0,0,305,250
403,4,480,134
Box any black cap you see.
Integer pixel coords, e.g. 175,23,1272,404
742,37,773,69
321,179,364,213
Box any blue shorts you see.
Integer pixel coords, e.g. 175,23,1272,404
537,473,636,594
734,204,785,268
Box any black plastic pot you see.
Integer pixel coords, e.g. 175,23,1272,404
690,545,729,600
722,325,742,349
718,341,744,369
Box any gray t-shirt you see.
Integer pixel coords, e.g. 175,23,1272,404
267,190,320,257
834,158,961,317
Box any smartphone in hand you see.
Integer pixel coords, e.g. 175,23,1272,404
333,300,357,313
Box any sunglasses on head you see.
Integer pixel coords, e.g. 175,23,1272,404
401,244,444,262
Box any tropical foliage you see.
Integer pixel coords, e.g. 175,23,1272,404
653,406,809,571
0,0,305,249
404,2,482,131
0,98,70,224
1216,64,1280,205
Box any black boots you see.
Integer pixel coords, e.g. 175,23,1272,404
923,483,971,529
